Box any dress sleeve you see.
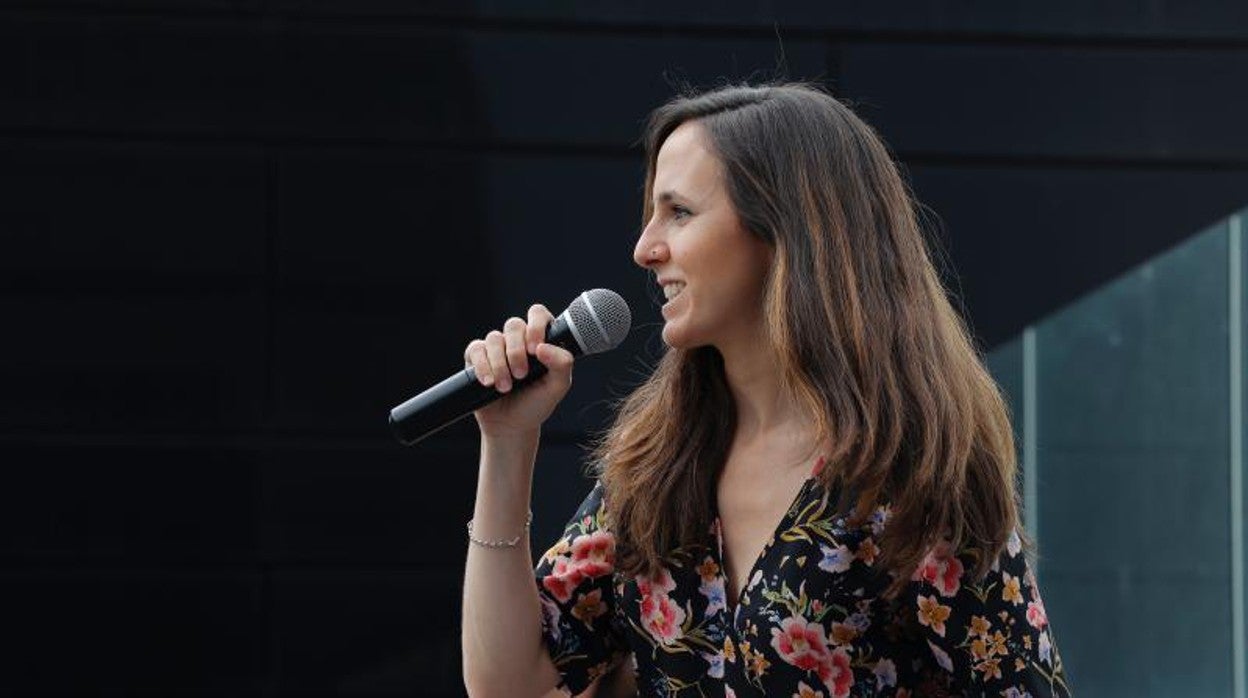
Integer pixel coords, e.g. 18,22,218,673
907,529,1071,697
533,481,628,695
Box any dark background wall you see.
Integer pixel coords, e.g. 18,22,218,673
2,2,1246,694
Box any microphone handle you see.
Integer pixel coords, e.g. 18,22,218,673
389,314,581,446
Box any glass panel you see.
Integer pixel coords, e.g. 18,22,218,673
984,335,1030,536
988,216,1235,695
1237,206,1248,698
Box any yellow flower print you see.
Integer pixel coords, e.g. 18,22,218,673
735,639,771,676
1002,572,1024,605
970,638,988,660
724,636,736,663
793,681,825,698
747,647,771,676
571,589,607,625
917,594,952,637
989,630,1008,657
830,622,858,645
969,615,991,638
541,538,570,563
857,537,880,566
977,657,1002,680
586,659,611,682
697,558,720,582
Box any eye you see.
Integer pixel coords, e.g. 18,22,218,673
671,204,692,221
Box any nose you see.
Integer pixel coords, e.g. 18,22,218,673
633,223,668,269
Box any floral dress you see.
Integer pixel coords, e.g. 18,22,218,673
534,461,1070,697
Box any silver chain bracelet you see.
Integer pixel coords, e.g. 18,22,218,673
466,510,533,549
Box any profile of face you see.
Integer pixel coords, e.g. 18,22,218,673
633,120,774,351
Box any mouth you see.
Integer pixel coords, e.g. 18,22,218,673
661,281,686,304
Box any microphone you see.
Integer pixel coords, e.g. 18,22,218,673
389,288,632,446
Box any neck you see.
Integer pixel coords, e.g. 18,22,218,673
717,324,812,447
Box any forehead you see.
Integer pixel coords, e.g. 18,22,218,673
652,121,722,197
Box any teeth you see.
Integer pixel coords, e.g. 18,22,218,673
662,282,685,301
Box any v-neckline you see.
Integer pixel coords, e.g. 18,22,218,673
714,472,819,618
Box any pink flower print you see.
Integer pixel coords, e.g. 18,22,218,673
770,615,832,673
541,557,584,604
636,566,676,596
568,529,615,579
1027,597,1049,630
913,542,964,597
638,589,685,645
817,648,854,698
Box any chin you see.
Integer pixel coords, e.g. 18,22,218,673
660,323,688,349
660,322,707,351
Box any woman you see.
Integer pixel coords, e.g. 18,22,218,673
461,82,1069,697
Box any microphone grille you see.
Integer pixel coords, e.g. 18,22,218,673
568,288,632,355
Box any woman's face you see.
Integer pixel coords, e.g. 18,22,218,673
633,120,774,351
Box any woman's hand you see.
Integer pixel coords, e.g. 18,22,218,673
464,303,575,440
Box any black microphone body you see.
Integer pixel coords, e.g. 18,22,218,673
388,315,580,446
389,289,631,446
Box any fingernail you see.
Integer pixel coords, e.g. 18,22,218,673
515,367,527,379
527,343,536,354
498,379,511,392
480,373,493,386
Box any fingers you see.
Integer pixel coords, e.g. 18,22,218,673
503,317,528,381
534,341,575,377
464,339,492,387
483,330,511,392
526,304,554,354
463,304,560,393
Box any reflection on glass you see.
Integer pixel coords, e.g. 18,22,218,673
985,205,1247,696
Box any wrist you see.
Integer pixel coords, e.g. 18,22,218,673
480,427,541,452
478,429,541,482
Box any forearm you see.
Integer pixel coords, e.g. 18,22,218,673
461,431,558,696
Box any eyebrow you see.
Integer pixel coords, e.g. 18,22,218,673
654,190,689,205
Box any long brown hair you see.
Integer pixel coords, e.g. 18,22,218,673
593,82,1021,597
